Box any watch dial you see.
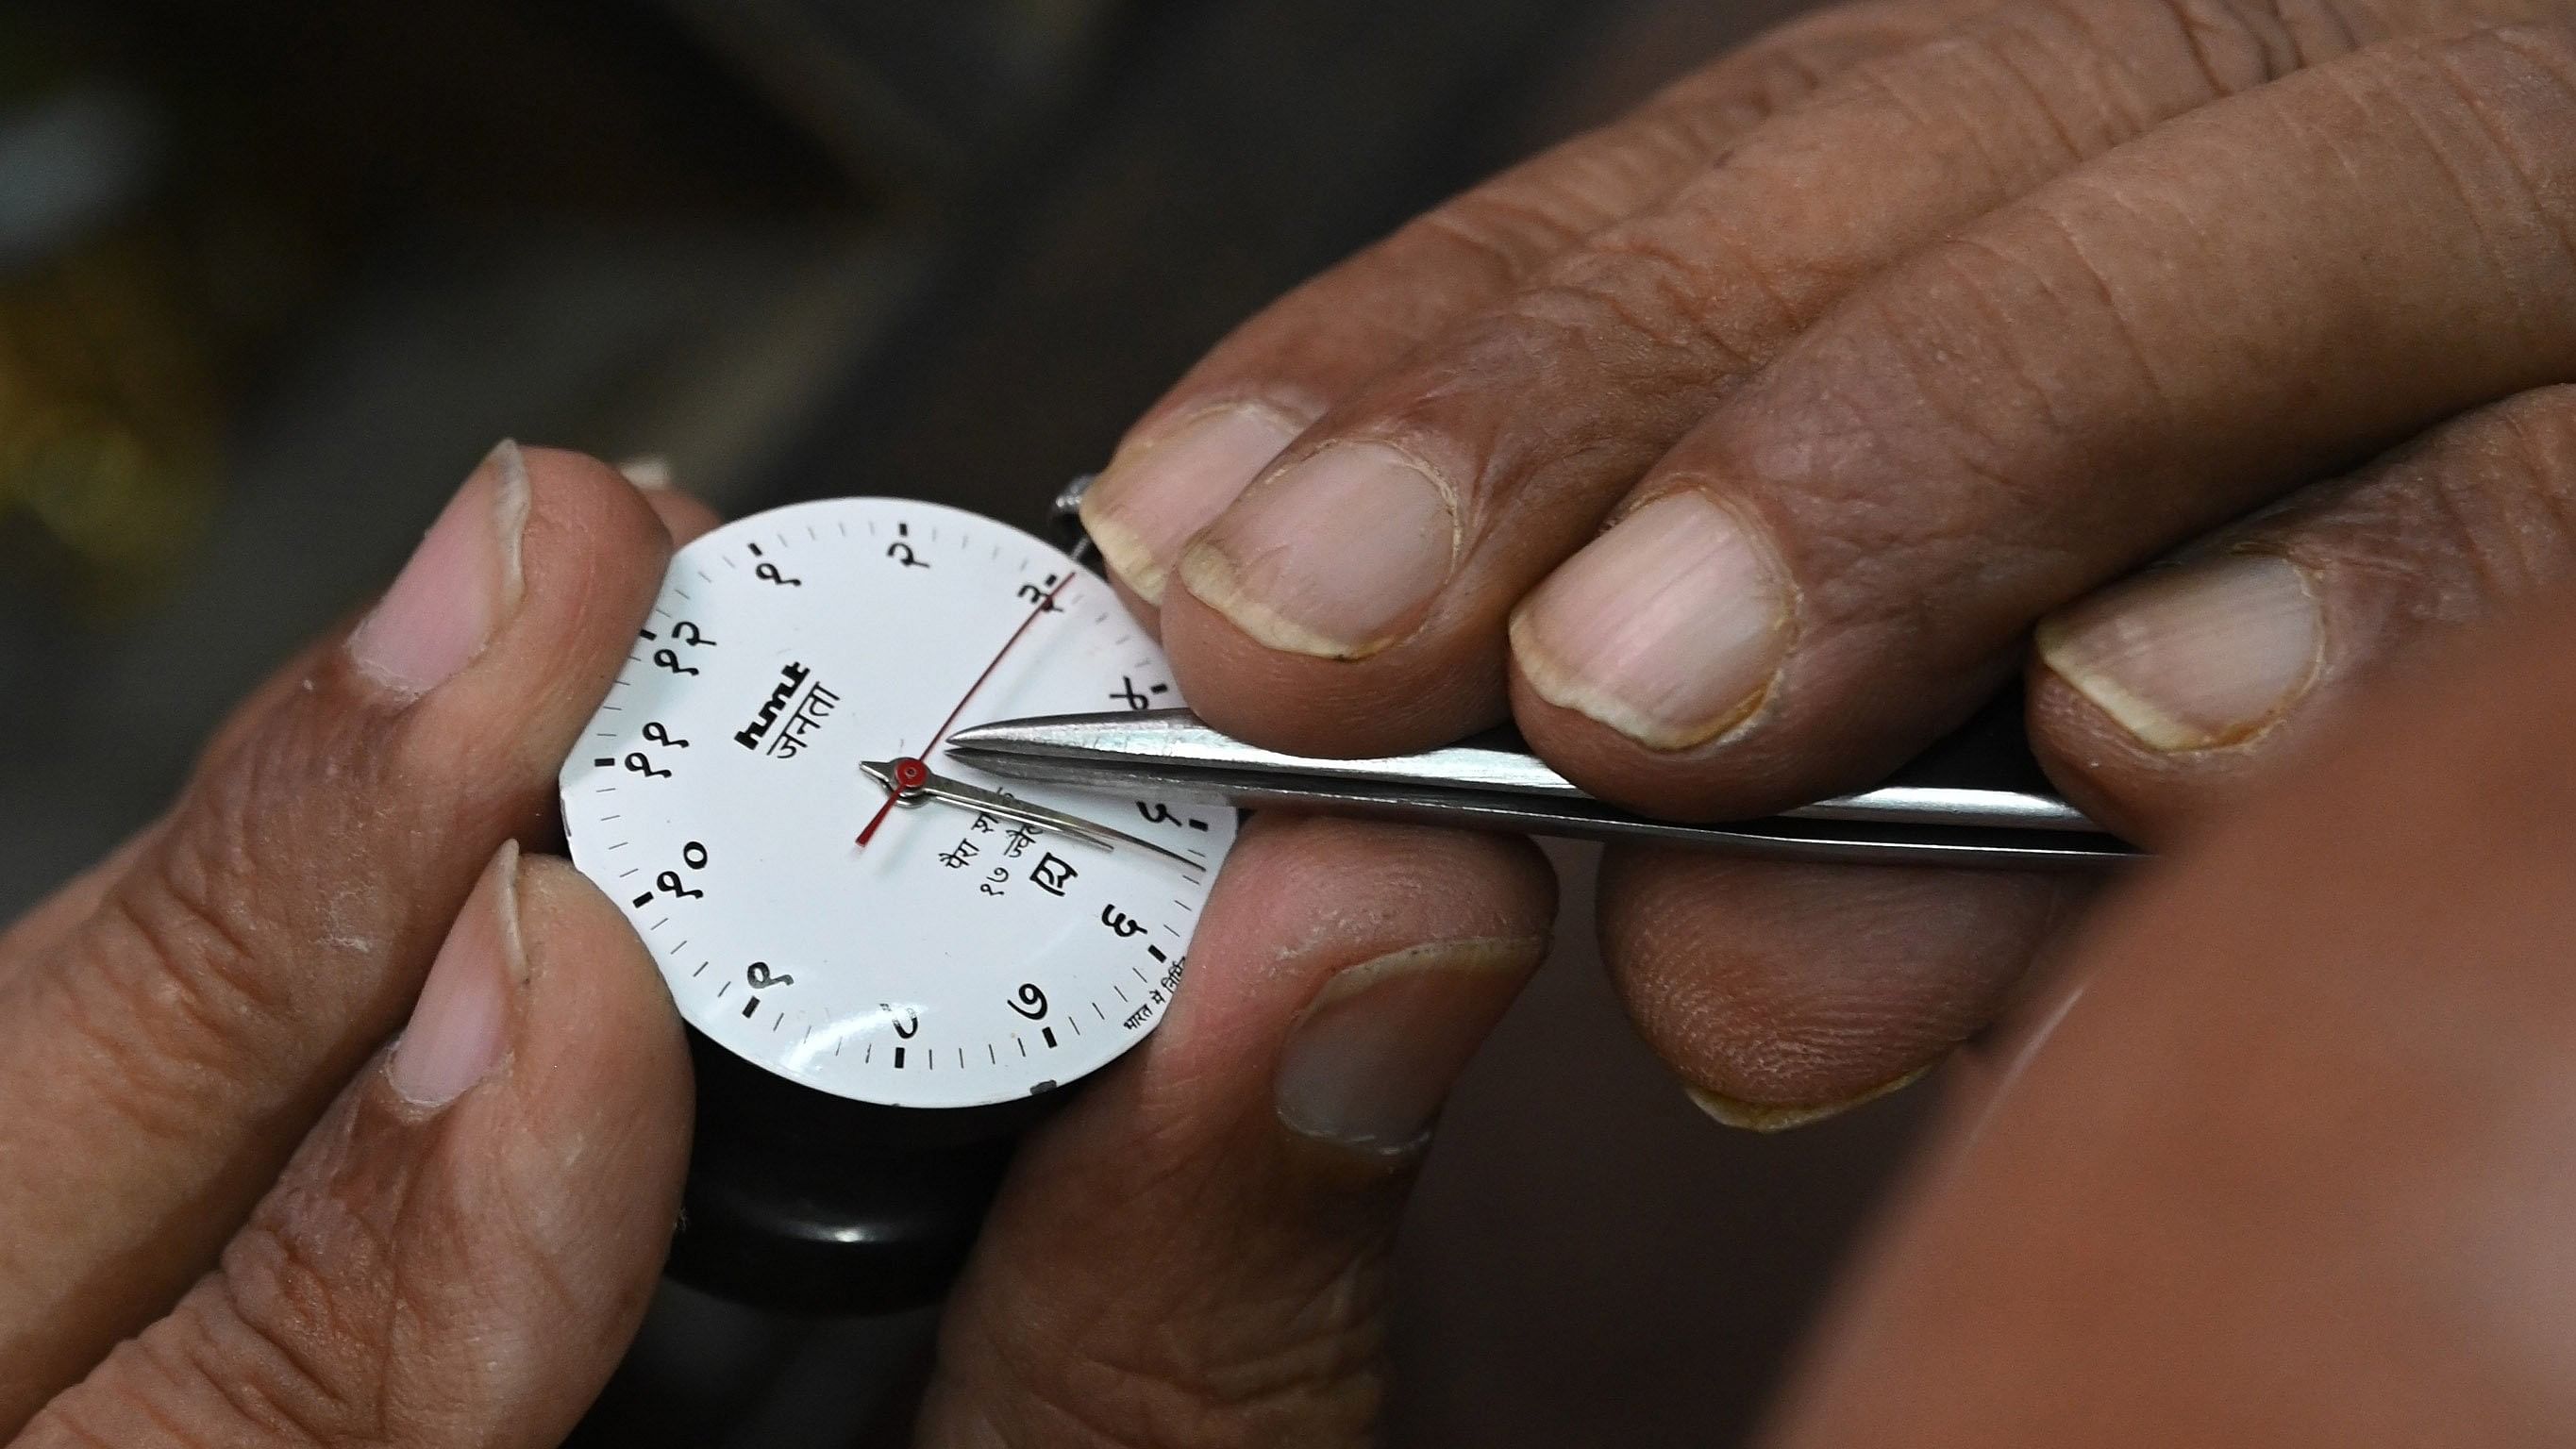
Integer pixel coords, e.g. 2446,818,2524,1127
559,498,1235,1109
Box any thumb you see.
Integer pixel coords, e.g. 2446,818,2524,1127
19,846,692,1447
916,816,1556,1447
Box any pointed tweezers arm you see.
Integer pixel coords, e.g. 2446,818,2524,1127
863,758,1204,870
945,710,2136,871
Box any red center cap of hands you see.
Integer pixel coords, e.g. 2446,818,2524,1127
892,757,929,791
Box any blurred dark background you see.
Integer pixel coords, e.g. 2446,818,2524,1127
0,0,1933,1442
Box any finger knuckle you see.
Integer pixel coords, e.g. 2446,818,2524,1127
1497,120,1707,228
1508,223,1773,384
1806,0,2324,192
1977,196,2179,430
2124,0,2331,97
83,798,295,1074
31,1203,390,1449
62,845,286,1154
66,697,397,1124
2359,387,2576,602
1785,253,2090,584
1599,861,2015,1106
964,1271,1385,1449
1398,195,1585,301
166,1158,410,1446
1617,937,1940,1103
2360,25,2576,267
2481,383,2576,486
2463,25,2576,213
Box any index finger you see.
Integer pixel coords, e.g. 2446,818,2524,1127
1075,0,2004,616
1155,0,2502,759
1512,23,2576,816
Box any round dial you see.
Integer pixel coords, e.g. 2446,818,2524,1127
559,498,1235,1110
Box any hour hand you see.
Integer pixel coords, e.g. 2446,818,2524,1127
860,758,1204,871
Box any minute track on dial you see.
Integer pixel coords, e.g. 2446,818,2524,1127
559,494,1237,1113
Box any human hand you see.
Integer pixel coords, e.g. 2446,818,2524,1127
0,443,693,1441
1076,0,2576,1124
1,446,1559,1447
1765,580,2576,1443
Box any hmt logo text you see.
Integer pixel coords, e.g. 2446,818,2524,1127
736,662,811,750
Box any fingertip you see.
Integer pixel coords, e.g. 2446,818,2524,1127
430,852,689,1350
1222,819,1556,1159
1161,574,1511,758
1597,848,2068,1115
1685,1062,1935,1134
385,841,522,1110
1272,930,1547,1159
343,441,531,702
2025,655,2282,849
622,460,724,546
2024,665,2214,845
1148,814,1557,1091
1498,493,1849,820
436,852,691,1256
2033,554,2323,751
1081,401,1308,609
1508,488,1794,754
510,854,692,1122
2024,555,2330,846
1505,662,1814,820
524,442,667,538
401,445,673,773
390,850,690,1230
1176,439,1462,663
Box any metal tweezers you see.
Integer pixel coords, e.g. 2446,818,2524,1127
948,700,2133,870
1004,474,2128,870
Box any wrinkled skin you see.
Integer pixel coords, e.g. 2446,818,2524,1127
16,447,2576,1448
1086,0,2576,1122
0,449,1556,1447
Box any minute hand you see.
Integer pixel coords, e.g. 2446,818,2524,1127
860,759,1203,871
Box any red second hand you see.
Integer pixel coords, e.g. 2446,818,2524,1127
858,569,1079,847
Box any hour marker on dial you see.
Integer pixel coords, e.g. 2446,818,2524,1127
558,497,1233,1111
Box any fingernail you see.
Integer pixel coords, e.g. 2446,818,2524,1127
1082,404,1303,605
617,455,673,491
2035,552,2321,752
1511,491,1790,750
347,440,531,698
1179,441,1458,659
1685,1060,1934,1133
1274,937,1541,1157
389,841,524,1108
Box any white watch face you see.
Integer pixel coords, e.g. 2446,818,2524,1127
559,498,1235,1109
